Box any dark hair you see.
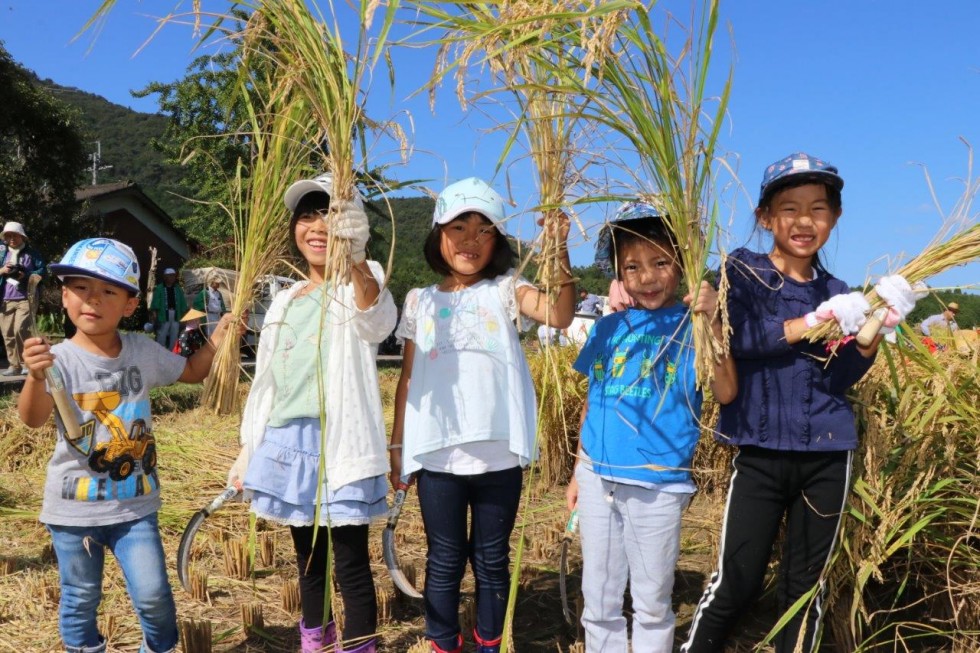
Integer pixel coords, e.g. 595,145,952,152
756,178,841,275
611,216,680,276
288,191,331,256
423,213,514,279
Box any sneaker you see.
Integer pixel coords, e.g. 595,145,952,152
20,367,29,376
2,368,18,376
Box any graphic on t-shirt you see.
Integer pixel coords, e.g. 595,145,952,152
592,354,606,382
63,389,159,501
639,351,655,379
423,298,501,360
665,360,678,388
611,347,628,378
591,336,681,398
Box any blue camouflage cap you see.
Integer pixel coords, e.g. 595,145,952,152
758,152,844,205
594,201,665,278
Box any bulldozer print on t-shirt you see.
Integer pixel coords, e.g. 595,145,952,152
65,390,157,486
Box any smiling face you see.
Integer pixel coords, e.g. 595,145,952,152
757,183,840,276
62,276,139,341
438,212,498,284
617,238,681,310
293,210,330,277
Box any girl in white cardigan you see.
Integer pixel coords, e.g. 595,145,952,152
228,173,397,653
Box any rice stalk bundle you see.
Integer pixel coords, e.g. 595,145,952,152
200,9,317,414
574,0,732,387
526,345,587,486
825,343,980,651
414,1,634,296
804,222,980,344
805,149,980,344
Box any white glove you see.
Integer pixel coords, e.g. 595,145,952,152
873,275,928,333
804,291,871,335
330,200,370,263
227,446,251,491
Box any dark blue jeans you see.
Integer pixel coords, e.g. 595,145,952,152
417,466,523,651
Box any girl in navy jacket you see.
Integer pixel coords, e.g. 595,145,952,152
682,153,920,653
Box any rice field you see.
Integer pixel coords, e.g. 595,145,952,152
1,341,977,651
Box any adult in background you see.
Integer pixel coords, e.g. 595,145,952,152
919,302,960,337
0,221,45,375
193,273,228,336
577,288,603,315
150,267,188,350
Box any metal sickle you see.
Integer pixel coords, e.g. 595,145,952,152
383,486,422,598
176,486,239,591
560,509,579,625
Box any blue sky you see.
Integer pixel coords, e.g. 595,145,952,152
1,1,977,292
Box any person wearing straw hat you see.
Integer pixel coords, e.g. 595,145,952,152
172,308,208,357
226,172,397,653
148,267,188,351
17,237,243,653
919,301,960,337
0,220,45,375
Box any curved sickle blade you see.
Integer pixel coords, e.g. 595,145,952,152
176,487,239,591
383,488,422,598
560,509,579,625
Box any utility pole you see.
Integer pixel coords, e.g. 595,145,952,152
88,141,113,185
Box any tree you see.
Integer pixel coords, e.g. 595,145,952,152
0,41,88,256
133,49,252,247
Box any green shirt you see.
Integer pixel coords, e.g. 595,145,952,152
267,292,330,427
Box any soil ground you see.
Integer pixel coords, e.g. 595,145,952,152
0,374,792,652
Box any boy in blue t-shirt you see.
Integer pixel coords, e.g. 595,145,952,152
17,238,241,653
565,203,736,653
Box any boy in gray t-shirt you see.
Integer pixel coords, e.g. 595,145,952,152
17,238,240,653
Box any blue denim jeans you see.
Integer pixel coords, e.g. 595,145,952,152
46,512,178,653
417,466,522,652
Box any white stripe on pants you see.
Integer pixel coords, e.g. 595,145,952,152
576,464,690,653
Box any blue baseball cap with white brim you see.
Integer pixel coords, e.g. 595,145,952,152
49,238,141,294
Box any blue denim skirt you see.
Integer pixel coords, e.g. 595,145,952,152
243,417,387,527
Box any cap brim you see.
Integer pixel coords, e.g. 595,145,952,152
434,205,506,234
49,264,139,293
284,180,330,212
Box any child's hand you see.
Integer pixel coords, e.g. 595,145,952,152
565,474,579,512
227,447,250,492
211,313,247,346
684,281,719,321
331,200,370,264
22,336,54,381
537,210,571,247
388,449,414,490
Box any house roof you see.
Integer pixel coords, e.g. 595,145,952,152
75,180,195,255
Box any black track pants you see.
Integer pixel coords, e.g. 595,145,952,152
682,446,852,653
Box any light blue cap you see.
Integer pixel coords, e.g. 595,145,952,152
433,177,506,234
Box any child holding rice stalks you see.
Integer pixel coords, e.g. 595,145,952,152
389,177,575,653
682,153,923,653
564,202,736,653
18,238,242,653
226,173,397,653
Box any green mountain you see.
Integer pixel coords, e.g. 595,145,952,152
33,77,190,223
